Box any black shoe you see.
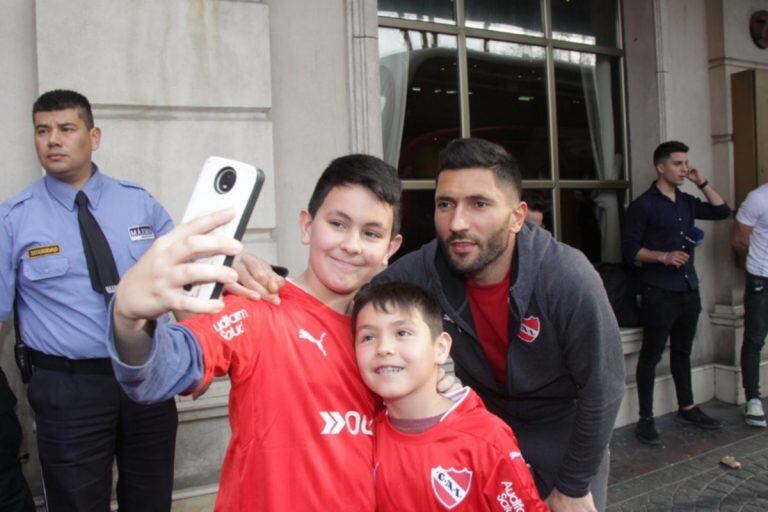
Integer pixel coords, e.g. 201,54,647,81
674,406,722,430
635,417,661,445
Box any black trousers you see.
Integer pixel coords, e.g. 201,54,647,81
0,369,34,512
27,369,177,512
510,414,610,512
636,287,701,418
742,272,768,400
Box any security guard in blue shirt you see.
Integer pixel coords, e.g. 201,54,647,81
0,90,177,510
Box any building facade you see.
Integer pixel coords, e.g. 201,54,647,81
0,0,765,508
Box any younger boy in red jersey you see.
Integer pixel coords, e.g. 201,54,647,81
352,282,549,512
107,155,403,511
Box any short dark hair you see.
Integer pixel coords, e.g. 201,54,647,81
653,141,689,165
437,138,522,198
307,154,402,236
352,282,444,339
33,89,95,130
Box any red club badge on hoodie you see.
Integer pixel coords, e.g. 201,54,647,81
517,316,540,343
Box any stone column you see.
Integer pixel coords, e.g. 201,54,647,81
706,0,768,404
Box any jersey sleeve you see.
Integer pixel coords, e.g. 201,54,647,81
483,433,549,512
108,311,205,404
180,295,263,393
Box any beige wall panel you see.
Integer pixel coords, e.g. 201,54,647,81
35,0,271,109
267,0,353,273
92,112,276,228
0,0,45,495
724,0,768,63
623,0,661,196
0,1,41,199
172,416,229,489
659,0,718,365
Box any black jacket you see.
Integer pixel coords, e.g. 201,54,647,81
374,223,625,496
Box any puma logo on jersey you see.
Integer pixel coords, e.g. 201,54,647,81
213,309,248,341
298,329,327,356
497,481,526,511
319,411,373,436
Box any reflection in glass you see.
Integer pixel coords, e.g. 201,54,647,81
467,39,549,180
560,189,625,263
554,51,623,181
379,28,460,178
392,189,436,263
378,0,455,25
551,0,618,47
521,189,553,233
464,0,543,36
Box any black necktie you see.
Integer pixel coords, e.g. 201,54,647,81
75,190,120,299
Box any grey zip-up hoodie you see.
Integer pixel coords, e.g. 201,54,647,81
373,222,625,497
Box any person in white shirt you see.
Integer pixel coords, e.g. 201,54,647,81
731,182,768,427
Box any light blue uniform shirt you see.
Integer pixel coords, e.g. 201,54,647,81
0,167,173,359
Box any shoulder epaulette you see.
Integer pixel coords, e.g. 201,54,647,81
0,188,32,218
116,179,147,192
1,190,33,215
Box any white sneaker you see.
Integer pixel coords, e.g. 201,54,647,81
745,398,767,427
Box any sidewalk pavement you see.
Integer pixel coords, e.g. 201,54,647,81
607,400,768,511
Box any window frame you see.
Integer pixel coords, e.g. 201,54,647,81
377,0,630,240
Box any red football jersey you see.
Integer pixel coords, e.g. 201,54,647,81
373,388,549,512
182,281,377,511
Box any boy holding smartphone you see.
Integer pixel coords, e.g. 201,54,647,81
353,282,548,512
107,155,403,510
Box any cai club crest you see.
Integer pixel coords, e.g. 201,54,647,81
517,316,540,343
431,466,473,509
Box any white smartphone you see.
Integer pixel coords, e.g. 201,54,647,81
181,156,265,300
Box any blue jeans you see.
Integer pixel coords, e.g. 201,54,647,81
741,273,768,400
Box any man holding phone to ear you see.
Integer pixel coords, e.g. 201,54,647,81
0,90,177,510
622,141,731,446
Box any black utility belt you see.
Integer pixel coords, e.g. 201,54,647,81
29,349,113,375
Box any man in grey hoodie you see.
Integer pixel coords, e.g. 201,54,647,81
371,139,624,512
233,139,625,512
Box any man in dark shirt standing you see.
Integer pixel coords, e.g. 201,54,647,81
622,141,731,445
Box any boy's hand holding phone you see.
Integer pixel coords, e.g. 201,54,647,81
114,210,243,331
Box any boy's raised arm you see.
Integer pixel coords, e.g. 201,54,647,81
112,210,242,365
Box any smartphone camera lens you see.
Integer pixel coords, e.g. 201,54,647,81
214,167,237,194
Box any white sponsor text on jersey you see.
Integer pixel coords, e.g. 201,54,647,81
319,410,373,436
497,481,526,512
213,309,248,341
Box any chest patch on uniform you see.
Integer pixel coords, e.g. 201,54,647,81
128,225,155,242
27,244,61,258
517,316,540,343
431,466,472,509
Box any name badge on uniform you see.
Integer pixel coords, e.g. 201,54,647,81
128,225,155,242
27,244,61,258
